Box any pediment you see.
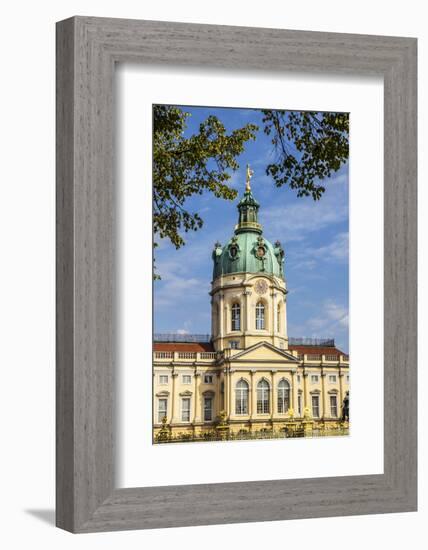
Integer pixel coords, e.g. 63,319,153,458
230,341,299,363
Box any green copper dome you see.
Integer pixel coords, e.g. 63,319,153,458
212,184,285,280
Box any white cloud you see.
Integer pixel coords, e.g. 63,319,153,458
288,232,349,274
154,271,207,309
306,299,349,335
310,232,349,263
260,172,348,242
154,236,212,314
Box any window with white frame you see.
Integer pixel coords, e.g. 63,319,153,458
229,340,239,349
297,394,302,416
181,397,191,422
257,379,270,414
203,396,213,422
231,302,241,331
159,374,169,385
182,374,192,384
235,379,249,415
277,379,290,413
255,302,265,330
328,375,337,383
311,375,319,383
330,394,338,417
204,374,213,384
158,398,168,423
311,394,320,417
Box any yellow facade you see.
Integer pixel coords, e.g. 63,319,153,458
153,338,349,441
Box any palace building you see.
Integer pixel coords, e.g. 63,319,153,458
153,167,349,442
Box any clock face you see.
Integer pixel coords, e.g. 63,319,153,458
254,279,268,295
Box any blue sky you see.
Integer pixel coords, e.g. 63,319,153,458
153,106,349,353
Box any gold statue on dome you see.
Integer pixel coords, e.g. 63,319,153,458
246,163,254,191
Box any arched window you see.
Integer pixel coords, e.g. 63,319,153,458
255,301,265,330
231,302,240,331
257,379,270,414
235,379,249,415
277,379,290,413
277,303,281,332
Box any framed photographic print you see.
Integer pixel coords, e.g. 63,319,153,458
56,16,417,532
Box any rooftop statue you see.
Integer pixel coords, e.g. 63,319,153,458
246,163,254,191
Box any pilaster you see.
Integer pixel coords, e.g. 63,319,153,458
193,371,201,423
171,372,178,423
321,371,327,419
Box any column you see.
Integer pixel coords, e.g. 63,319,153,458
193,371,201,424
339,370,344,417
171,372,178,424
228,369,233,419
291,371,296,410
297,390,303,418
252,372,258,420
270,370,275,422
224,368,229,415
249,370,254,420
243,289,250,347
219,293,224,347
303,370,309,410
283,295,288,342
216,371,221,417
271,291,276,341
321,371,327,420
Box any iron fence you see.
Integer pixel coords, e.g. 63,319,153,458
155,425,349,444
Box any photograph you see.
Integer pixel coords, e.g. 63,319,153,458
152,104,350,444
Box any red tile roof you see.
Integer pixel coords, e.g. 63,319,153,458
153,342,214,352
288,345,347,356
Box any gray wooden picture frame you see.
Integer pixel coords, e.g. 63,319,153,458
56,16,417,533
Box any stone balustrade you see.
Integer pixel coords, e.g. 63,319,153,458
154,351,217,362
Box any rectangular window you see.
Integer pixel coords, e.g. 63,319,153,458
328,375,337,383
181,397,191,422
255,302,265,330
346,375,350,382
297,394,302,416
330,395,338,417
158,398,167,423
311,395,320,418
311,375,319,383
231,304,240,331
204,397,213,422
204,374,214,384
297,375,301,383
182,375,192,384
229,340,239,349
159,374,169,384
